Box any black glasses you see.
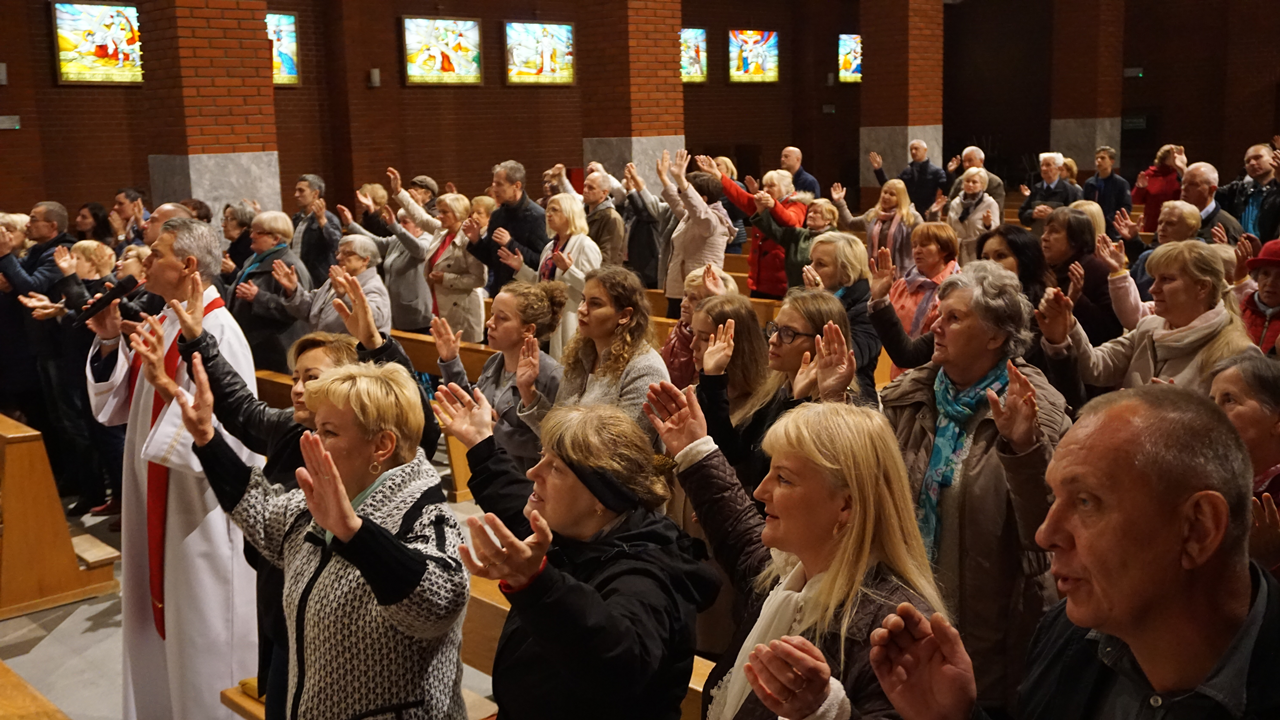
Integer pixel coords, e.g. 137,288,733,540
765,321,817,345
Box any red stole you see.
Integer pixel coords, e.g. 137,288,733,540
126,296,225,639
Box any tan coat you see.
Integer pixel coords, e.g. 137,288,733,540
879,358,1071,710
423,228,487,342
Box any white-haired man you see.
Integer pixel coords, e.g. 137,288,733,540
946,146,1006,209
86,217,259,720
1182,162,1243,245
1019,152,1083,228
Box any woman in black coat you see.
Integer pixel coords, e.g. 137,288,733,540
225,210,313,373
434,387,720,720
799,231,881,403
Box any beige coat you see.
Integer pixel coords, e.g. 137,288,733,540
423,228,487,342
879,359,1071,710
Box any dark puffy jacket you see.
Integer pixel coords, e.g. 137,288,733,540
466,437,720,720
289,210,342,287
876,160,950,214
837,278,882,404
1217,177,1280,241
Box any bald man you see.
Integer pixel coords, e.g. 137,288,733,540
1217,143,1280,241
1182,162,1243,245
780,146,821,197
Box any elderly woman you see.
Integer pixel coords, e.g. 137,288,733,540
274,234,391,335
1039,240,1257,394
1116,199,1202,301
661,265,736,390
434,392,719,720
660,151,734,317
876,223,961,376
517,266,669,441
833,179,923,276
225,210,313,373
799,231,881,400
1210,354,1280,500
338,197,431,335
1132,143,1185,233
1040,206,1123,345
433,280,566,474
220,200,258,279
498,193,602,359
751,194,839,289
935,167,1001,264
1241,240,1280,355
646,389,945,720
878,261,1071,715
177,358,467,720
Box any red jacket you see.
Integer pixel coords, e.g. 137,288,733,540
1130,165,1181,232
1243,291,1280,355
719,174,805,297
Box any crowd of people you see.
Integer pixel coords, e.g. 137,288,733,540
1,134,1279,720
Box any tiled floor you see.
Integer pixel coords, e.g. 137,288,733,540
0,455,492,720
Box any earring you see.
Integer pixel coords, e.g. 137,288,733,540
832,523,845,538
369,461,381,475
595,507,603,516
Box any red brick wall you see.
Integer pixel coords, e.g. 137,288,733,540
268,0,334,201
1051,0,1123,120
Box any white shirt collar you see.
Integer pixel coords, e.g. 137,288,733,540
1201,200,1218,219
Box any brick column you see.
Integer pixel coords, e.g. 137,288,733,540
859,0,944,208
578,0,683,186
138,0,282,211
1049,0,1124,177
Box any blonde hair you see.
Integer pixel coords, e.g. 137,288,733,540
545,193,590,239
0,213,28,234
810,232,870,286
960,166,989,186
304,362,424,466
359,183,389,209
435,192,471,221
683,266,738,296
470,195,497,217
121,244,151,268
758,403,948,662
808,199,839,227
1069,200,1107,238
696,294,773,427
762,169,795,196
715,156,739,180
1146,241,1255,383
71,240,116,276
287,332,359,371
253,210,295,243
880,179,915,222
1162,200,1203,235
541,405,672,510
910,222,960,263
1062,158,1078,183
497,280,569,339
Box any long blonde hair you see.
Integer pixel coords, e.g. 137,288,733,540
758,404,947,662
880,179,915,223
1146,240,1254,383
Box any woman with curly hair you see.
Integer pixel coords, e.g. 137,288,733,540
517,266,669,441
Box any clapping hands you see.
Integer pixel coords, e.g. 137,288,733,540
433,383,496,449
988,361,1041,455
1034,287,1075,345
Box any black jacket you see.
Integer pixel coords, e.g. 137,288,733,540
1081,173,1132,241
466,437,720,720
699,373,803,498
1197,204,1244,245
224,228,254,283
1217,177,1280,241
225,245,313,373
792,166,821,197
876,160,949,213
467,193,550,295
839,279,882,404
992,566,1280,720
1019,181,1084,227
622,191,664,289
54,273,114,385
0,232,76,359
289,210,342,286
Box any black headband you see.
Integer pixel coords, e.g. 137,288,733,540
562,460,641,514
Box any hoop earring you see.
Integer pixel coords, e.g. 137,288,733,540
369,461,381,475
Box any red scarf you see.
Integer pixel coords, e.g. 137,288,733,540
427,232,456,316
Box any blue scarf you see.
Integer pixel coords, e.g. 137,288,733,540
232,243,287,295
917,362,1008,562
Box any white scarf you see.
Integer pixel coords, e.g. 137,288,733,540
707,558,825,720
1150,302,1230,361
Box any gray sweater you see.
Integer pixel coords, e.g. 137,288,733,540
346,211,434,331
282,266,392,335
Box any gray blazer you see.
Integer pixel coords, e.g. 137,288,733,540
439,350,562,474
282,266,392,335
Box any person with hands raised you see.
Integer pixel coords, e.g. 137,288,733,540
1131,144,1186,234
224,210,311,372
277,235,391,335
659,263,736,390
289,174,342,285
179,357,470,720
645,382,946,720
433,280,566,473
878,261,1071,715
654,151,733,317
435,384,720,720
466,160,552,296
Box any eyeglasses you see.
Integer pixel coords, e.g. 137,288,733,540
765,321,817,345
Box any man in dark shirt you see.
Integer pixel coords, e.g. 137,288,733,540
781,146,820,197
1216,143,1280,241
1183,163,1243,245
872,139,949,213
869,385,1280,720
465,160,550,296
1081,146,1132,243
289,173,341,284
1019,152,1084,228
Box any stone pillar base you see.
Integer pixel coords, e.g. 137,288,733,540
149,151,283,215
858,125,944,209
1050,118,1121,178
584,135,686,190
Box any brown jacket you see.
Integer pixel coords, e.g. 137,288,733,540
879,358,1071,711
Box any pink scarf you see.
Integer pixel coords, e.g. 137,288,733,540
870,210,902,256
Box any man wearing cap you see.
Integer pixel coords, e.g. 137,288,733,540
408,175,439,218
1242,239,1280,355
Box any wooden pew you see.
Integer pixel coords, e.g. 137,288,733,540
0,658,71,719
647,288,670,320
391,330,497,380
0,415,119,621
722,253,749,275
751,298,782,326
651,317,678,348
727,272,749,294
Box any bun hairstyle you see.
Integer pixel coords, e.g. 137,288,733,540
540,404,672,510
499,280,569,339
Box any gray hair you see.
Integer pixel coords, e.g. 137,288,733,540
909,139,928,150
339,234,381,266
492,160,527,187
222,200,257,229
1213,354,1280,414
1039,152,1065,167
1078,385,1253,555
936,260,1033,358
962,146,985,162
34,201,69,233
298,173,326,197
164,217,222,283
1187,161,1220,187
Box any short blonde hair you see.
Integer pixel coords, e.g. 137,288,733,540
304,362,424,466
545,193,589,238
810,231,870,286
435,193,471,221
253,210,295,243
960,166,989,186
1162,200,1203,235
122,244,151,264
287,332,359,372
71,240,116,276
1070,200,1107,238
470,195,497,217
683,265,738,296
715,156,738,180
762,169,795,196
359,183,389,209
808,199,839,227
0,213,28,234
541,404,671,510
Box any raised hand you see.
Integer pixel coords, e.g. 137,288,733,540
296,431,362,542
331,270,382,349
830,182,846,204
701,263,727,296
131,314,179,404
497,245,523,271
702,320,736,376
380,205,397,229
108,209,126,237
272,259,299,297
311,198,328,226
813,321,856,402
792,350,819,400
869,246,895,300
694,155,720,178
0,228,16,257
431,316,462,362
462,217,482,243
988,361,1041,454
1035,287,1075,345
744,175,759,194
744,636,833,720
492,227,512,247
387,166,403,196
1250,494,1280,570
753,191,774,214
643,381,708,457
674,149,691,176
515,336,540,408
432,383,495,449
1113,207,1139,241
625,162,647,192
18,292,66,321
169,273,205,340
1210,223,1228,245
173,352,216,446
551,250,573,273
1234,235,1257,284
868,152,883,170
1172,146,1188,175
356,189,376,214
802,264,824,290
1066,262,1084,304
1135,171,1149,189
221,253,236,275
53,246,77,276
869,602,977,720
336,203,356,228
1019,184,1030,197
1094,236,1124,274
234,279,260,302
460,510,552,589
929,196,947,217
947,155,962,174
84,288,122,341
657,150,672,185
983,209,994,228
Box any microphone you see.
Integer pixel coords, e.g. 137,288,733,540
73,275,140,329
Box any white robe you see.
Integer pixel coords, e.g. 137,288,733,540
88,285,260,720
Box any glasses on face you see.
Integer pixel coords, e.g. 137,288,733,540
765,321,816,345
